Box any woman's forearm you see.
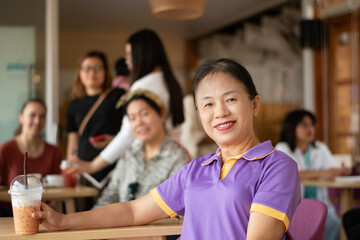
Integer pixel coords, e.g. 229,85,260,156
67,133,79,160
88,155,111,174
299,170,323,180
35,193,168,231
299,168,343,180
100,116,134,164
62,202,134,230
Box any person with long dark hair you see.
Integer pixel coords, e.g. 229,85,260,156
34,59,300,239
72,29,184,175
112,57,130,90
275,109,351,240
66,51,125,182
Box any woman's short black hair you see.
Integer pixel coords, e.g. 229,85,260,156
279,109,317,152
192,58,258,110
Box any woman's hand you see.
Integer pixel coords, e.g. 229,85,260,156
68,155,96,174
321,168,342,179
340,163,352,176
32,202,66,231
89,134,114,150
320,166,351,179
68,155,111,175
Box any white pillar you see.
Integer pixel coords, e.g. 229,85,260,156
45,0,59,144
301,0,315,112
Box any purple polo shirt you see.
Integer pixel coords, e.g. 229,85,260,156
151,140,301,239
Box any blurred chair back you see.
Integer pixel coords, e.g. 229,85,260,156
286,199,327,240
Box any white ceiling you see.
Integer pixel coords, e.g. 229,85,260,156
1,0,290,39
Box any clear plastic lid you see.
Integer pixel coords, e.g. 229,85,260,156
8,174,44,195
60,160,70,170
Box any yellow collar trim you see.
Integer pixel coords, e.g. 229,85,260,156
201,147,275,166
242,149,275,161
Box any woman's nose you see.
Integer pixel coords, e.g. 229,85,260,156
214,103,230,118
134,116,144,126
33,116,41,124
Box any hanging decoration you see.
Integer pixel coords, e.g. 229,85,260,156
149,0,207,20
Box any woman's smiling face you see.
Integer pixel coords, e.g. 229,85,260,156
195,72,260,148
19,102,46,137
127,99,165,144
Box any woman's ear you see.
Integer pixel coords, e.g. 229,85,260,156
160,109,167,122
18,113,24,125
252,95,260,117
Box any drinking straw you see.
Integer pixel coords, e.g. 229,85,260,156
24,152,28,189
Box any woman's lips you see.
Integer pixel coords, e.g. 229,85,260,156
215,121,236,131
136,127,150,135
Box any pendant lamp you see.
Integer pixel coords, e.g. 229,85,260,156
149,0,207,20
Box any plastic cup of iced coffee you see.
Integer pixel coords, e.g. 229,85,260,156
8,174,43,235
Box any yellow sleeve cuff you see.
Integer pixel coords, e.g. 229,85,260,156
150,188,178,218
250,203,290,231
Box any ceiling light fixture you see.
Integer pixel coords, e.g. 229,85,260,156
149,0,207,20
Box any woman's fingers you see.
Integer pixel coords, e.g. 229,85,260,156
32,202,63,231
33,202,51,218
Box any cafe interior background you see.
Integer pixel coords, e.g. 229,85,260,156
0,0,360,166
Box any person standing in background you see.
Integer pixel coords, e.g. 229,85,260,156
275,109,351,240
71,29,184,176
66,51,126,183
112,57,130,91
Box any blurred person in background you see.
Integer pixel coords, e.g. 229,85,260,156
93,89,188,209
0,98,62,216
276,109,351,240
71,29,184,177
66,51,126,183
112,57,130,90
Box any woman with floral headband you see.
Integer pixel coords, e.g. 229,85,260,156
92,89,188,209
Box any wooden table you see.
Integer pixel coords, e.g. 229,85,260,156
0,186,98,213
0,216,183,240
301,179,360,240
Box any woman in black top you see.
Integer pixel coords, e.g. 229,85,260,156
66,51,125,182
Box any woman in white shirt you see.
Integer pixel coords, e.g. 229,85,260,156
70,29,184,175
275,109,350,240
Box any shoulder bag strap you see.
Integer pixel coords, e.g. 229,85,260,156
78,88,113,136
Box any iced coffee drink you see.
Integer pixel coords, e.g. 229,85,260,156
8,175,43,235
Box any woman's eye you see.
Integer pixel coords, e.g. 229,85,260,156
204,103,212,108
226,98,236,103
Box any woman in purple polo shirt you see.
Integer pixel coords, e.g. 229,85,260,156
33,58,301,239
